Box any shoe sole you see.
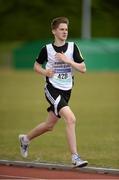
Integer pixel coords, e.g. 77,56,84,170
73,161,88,168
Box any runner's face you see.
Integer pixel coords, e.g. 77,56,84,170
52,23,68,41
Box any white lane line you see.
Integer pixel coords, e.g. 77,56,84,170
0,174,45,179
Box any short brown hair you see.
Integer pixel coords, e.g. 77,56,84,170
51,17,69,30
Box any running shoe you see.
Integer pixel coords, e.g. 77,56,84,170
19,134,29,158
72,154,88,167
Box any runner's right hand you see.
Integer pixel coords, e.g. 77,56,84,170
45,69,54,77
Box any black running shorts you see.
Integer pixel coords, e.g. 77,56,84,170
44,83,71,118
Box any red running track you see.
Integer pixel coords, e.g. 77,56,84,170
0,165,119,179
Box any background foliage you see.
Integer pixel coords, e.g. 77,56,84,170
0,0,119,41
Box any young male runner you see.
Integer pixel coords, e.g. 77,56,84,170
19,17,88,167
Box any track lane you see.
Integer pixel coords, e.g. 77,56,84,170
0,165,119,179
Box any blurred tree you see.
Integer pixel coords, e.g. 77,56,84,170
92,0,119,37
0,0,119,41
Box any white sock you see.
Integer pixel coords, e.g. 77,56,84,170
23,135,29,144
72,153,79,159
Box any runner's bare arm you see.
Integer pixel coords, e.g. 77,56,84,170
55,53,86,73
34,61,54,77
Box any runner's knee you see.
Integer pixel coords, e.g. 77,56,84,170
45,121,55,131
65,115,76,126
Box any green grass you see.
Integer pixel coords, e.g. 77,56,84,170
0,70,119,168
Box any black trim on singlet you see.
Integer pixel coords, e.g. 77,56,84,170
36,42,84,65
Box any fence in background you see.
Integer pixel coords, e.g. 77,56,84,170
13,39,119,71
